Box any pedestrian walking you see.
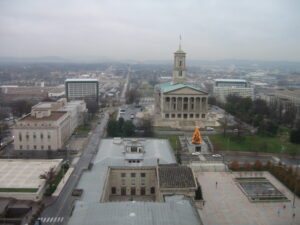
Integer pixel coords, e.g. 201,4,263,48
216,181,218,188
277,208,280,216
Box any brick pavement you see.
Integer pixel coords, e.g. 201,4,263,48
196,171,300,225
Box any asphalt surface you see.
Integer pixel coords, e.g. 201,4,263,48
37,111,110,225
203,153,300,167
117,105,142,125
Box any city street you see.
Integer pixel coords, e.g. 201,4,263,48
36,111,110,225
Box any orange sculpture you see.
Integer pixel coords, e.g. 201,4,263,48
192,127,202,144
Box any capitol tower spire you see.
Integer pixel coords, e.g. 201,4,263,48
172,35,186,84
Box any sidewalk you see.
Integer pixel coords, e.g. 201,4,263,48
52,168,74,197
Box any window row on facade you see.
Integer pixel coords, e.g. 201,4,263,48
19,145,52,150
111,186,155,196
165,113,205,119
18,132,51,142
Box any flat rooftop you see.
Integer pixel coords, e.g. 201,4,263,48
20,111,67,121
214,79,247,83
0,159,62,189
196,172,300,225
68,138,202,225
159,165,196,188
65,78,98,82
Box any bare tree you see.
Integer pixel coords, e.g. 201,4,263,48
40,167,56,187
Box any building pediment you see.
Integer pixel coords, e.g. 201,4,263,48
165,86,208,95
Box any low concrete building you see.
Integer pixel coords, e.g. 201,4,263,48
13,98,86,150
65,78,99,103
213,79,254,103
13,111,70,151
68,138,202,225
0,159,62,201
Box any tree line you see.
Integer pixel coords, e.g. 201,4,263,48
212,95,299,143
107,116,153,138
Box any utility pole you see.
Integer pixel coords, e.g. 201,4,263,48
292,164,299,208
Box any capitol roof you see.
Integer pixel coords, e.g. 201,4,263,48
156,82,207,93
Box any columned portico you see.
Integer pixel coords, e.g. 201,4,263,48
154,44,209,123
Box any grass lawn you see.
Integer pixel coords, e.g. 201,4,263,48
154,134,181,151
75,125,92,135
154,126,174,130
0,188,38,193
209,134,300,155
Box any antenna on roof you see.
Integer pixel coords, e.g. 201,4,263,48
179,34,182,50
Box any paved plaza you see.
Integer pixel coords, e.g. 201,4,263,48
196,171,300,225
0,159,62,189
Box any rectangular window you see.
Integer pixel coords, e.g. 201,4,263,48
121,173,126,178
131,146,137,152
165,114,169,118
190,114,194,118
48,145,51,150
141,187,146,195
121,187,126,196
141,173,146,178
150,187,155,194
131,173,136,178
48,134,51,139
171,114,175,118
33,133,36,139
111,187,116,194
34,145,37,150
41,145,44,150
201,114,206,118
177,114,182,118
131,187,136,195
19,133,22,141
196,114,200,118
19,145,22,150
131,178,136,185
40,133,43,139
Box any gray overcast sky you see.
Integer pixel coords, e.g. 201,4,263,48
0,0,300,61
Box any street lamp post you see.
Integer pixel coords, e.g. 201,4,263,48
292,163,299,208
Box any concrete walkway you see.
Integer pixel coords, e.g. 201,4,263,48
52,168,74,197
196,171,300,225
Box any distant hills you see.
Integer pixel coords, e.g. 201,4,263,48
0,57,300,71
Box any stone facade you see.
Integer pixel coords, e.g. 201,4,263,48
154,47,208,122
13,98,86,151
102,167,158,202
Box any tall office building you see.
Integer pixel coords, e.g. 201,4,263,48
213,79,254,103
65,78,99,103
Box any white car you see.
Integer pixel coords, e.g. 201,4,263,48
212,154,222,157
130,114,135,119
192,152,201,155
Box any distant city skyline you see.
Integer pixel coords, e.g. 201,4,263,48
1,0,300,61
